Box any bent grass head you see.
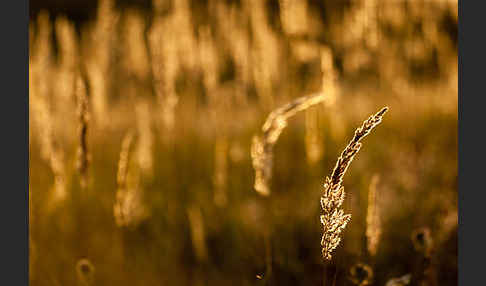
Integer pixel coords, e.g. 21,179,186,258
321,106,388,260
251,93,326,196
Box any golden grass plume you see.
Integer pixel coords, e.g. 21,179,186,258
251,93,326,196
113,132,149,228
54,15,78,102
135,100,154,178
148,13,179,134
187,205,208,262
366,174,381,258
321,106,388,260
84,0,118,126
75,75,90,189
305,106,324,164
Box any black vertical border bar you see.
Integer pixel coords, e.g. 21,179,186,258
457,0,463,282
0,0,477,285
459,0,486,285
0,0,29,284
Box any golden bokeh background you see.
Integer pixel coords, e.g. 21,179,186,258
29,0,457,285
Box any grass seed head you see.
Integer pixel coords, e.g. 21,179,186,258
321,107,388,260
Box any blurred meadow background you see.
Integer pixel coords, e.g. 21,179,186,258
29,0,457,285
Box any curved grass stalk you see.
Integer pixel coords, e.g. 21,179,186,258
251,93,326,196
321,107,388,260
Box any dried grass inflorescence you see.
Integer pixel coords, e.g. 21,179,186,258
305,106,324,164
54,16,79,103
198,25,220,101
187,205,208,262
321,107,388,260
246,0,280,107
366,174,381,257
251,93,326,196
116,132,134,193
121,9,150,81
215,1,251,104
135,100,154,178
148,7,180,134
349,263,374,286
113,132,149,228
30,11,67,202
320,46,339,106
75,75,90,189
84,0,118,126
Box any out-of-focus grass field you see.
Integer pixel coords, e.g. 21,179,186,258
29,0,457,285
